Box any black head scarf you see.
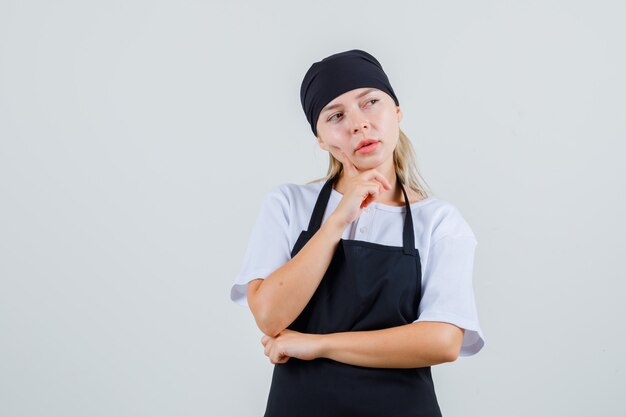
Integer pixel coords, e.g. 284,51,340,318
300,49,400,137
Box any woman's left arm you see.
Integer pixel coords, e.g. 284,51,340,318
261,322,464,368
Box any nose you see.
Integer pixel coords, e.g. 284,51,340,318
351,113,370,134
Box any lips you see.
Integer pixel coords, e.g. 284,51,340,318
355,138,379,151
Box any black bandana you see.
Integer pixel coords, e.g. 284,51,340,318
300,49,400,137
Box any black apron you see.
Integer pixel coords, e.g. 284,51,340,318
263,174,442,417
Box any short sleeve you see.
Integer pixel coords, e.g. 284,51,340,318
414,235,485,356
229,186,292,307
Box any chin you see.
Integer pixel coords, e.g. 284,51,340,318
357,160,383,171
362,152,394,170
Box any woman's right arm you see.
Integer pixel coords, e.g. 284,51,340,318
247,151,391,337
247,212,346,337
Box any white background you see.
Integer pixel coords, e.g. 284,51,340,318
1,1,624,416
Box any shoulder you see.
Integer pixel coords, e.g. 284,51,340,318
260,179,326,215
411,197,477,243
264,180,325,205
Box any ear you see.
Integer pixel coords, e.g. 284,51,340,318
396,106,403,123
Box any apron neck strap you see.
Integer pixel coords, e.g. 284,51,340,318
307,174,337,233
397,175,416,255
308,172,416,255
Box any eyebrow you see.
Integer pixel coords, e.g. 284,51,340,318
320,88,380,114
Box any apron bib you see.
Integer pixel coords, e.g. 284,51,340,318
263,174,442,417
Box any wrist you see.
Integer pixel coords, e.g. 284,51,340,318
315,333,332,359
322,213,348,238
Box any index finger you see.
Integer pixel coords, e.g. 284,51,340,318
339,151,360,177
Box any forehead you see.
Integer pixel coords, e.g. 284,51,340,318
321,87,384,113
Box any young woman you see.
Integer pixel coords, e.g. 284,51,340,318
230,49,485,417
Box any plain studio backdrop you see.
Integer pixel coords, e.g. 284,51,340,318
1,0,624,416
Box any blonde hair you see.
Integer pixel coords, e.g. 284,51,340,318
307,128,434,200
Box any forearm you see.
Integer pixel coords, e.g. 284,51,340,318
250,214,346,337
318,322,464,368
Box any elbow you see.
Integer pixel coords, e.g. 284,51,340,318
248,280,280,336
441,345,461,363
248,296,286,337
254,312,284,338
249,302,281,337
440,328,464,363
431,343,460,365
423,323,463,364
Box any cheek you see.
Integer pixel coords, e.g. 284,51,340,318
380,112,400,137
380,110,397,127
324,141,350,160
326,138,343,149
319,132,345,152
325,144,344,159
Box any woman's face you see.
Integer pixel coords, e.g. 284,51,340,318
315,87,403,171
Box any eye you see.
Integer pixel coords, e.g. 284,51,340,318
365,98,379,106
328,112,343,122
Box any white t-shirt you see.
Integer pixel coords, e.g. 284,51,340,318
230,179,485,356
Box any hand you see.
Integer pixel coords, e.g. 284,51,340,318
260,329,324,365
332,150,392,225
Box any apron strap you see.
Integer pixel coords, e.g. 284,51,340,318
307,173,338,233
397,176,416,255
